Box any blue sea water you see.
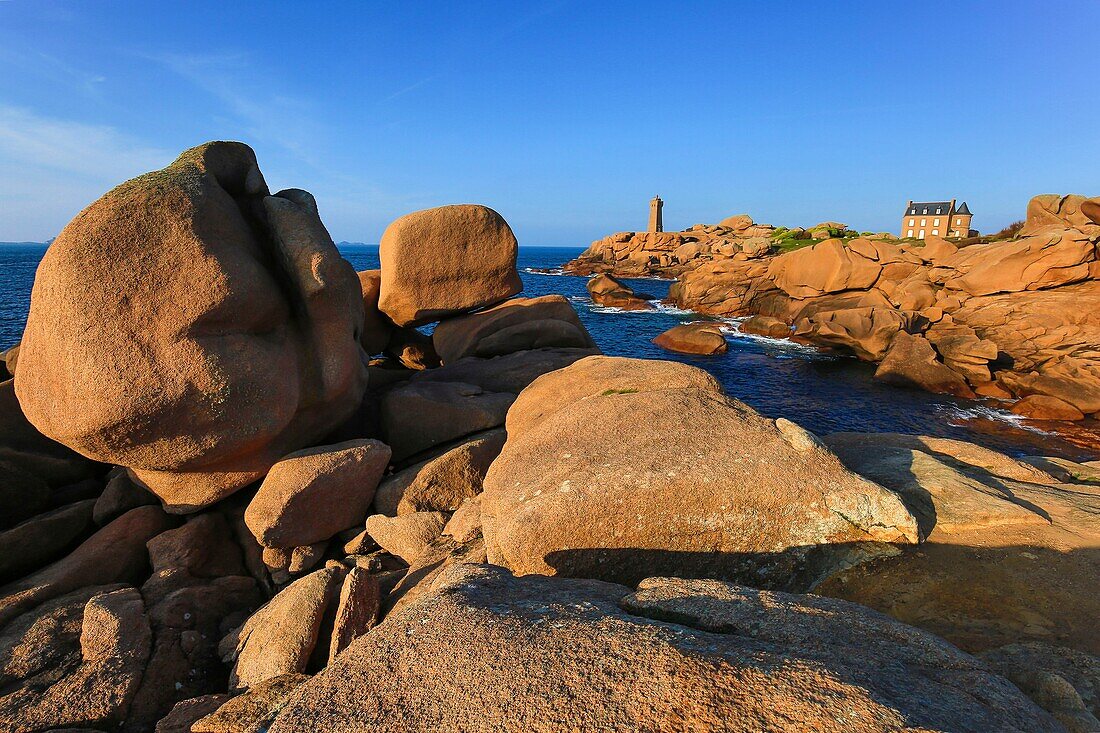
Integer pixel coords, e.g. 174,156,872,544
2,242,1095,459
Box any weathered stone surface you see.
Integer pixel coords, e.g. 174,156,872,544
0,587,152,731
794,306,916,361
770,238,882,298
266,564,1058,733
979,642,1100,733
1012,394,1087,421
146,512,246,580
1022,193,1100,235
365,512,448,565
355,269,392,355
504,355,722,438
0,499,95,582
947,228,1096,296
651,322,728,355
483,357,917,589
377,204,521,326
0,380,98,530
380,381,512,461
586,273,655,310
432,295,595,363
327,567,379,663
245,439,391,549
14,142,368,511
999,356,1100,415
192,674,310,733
93,468,158,526
824,434,1051,538
0,505,174,628
817,433,1100,656
924,321,999,384
408,346,599,396
383,325,440,370
380,429,505,515
874,332,975,398
739,314,790,338
154,694,231,733
442,495,482,544
223,566,344,690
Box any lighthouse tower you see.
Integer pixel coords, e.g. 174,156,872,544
648,195,664,233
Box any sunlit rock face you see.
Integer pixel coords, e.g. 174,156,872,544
16,141,368,511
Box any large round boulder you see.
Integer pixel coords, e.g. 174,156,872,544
377,204,522,327
481,356,919,590
15,142,368,511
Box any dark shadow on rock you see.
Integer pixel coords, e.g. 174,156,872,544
543,542,903,594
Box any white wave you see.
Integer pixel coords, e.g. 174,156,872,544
714,317,831,358
941,404,1051,434
522,267,572,276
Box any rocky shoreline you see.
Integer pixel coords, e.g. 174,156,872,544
0,142,1098,731
565,197,1100,436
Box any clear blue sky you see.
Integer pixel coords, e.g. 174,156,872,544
1,0,1097,245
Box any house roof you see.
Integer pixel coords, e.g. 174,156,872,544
955,201,971,215
905,201,953,216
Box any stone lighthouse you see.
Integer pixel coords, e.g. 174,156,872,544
648,195,664,233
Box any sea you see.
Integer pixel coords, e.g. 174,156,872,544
2,242,1097,460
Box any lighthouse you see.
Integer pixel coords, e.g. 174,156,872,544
648,195,664,233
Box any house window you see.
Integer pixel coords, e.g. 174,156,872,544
935,208,942,214
922,208,928,214
919,230,925,239
909,219,915,226
932,229,939,235
933,218,940,226
920,218,926,226
956,217,962,225
907,229,914,237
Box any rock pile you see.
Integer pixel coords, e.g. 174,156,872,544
571,194,1100,420
0,143,1096,731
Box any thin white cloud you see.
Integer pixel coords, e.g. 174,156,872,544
0,105,172,239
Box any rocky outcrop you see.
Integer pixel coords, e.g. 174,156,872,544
979,642,1100,732
482,356,918,589
585,273,655,310
651,322,728,354
5,143,1098,731
0,586,152,731
377,204,521,326
374,429,505,516
817,433,1100,656
244,440,391,550
15,142,369,510
640,194,1100,419
431,295,595,363
264,564,1059,732
874,332,976,398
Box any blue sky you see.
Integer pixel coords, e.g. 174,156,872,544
1,0,1097,245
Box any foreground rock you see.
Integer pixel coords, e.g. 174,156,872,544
265,564,1058,732
0,586,152,731
979,642,1100,732
817,433,1100,656
377,204,522,326
15,142,369,510
244,439,391,550
0,505,174,628
374,428,505,516
651,322,728,354
482,356,918,589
